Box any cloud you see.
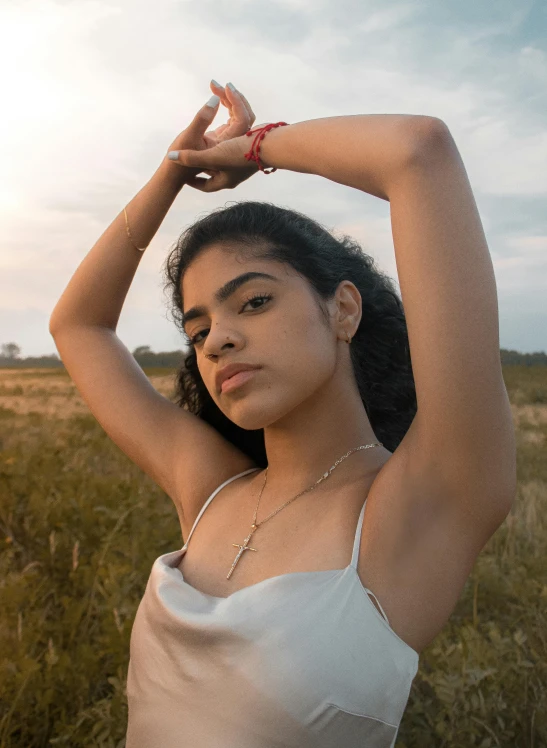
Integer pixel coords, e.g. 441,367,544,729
495,235,547,294
1,0,546,355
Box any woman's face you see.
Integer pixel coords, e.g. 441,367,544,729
181,243,353,431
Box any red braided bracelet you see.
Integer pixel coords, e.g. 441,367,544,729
244,122,289,173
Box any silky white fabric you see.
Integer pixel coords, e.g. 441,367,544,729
126,467,419,748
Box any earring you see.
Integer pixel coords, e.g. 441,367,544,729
346,331,352,344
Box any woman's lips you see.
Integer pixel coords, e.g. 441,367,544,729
220,369,259,393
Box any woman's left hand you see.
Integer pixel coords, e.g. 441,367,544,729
166,82,257,189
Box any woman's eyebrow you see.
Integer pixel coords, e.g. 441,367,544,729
182,271,280,331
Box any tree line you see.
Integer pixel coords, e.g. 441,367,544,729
1,342,546,369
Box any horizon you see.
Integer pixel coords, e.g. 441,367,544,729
1,343,546,362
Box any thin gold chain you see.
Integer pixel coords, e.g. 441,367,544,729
252,443,383,530
226,442,383,579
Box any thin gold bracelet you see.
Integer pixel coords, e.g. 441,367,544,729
123,207,148,252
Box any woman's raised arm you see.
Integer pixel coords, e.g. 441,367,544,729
47,84,260,520
260,113,422,200
261,114,516,517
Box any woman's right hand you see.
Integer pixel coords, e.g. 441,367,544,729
167,82,259,192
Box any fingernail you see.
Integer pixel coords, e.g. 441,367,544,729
226,82,237,93
211,79,222,88
206,94,220,108
167,151,180,161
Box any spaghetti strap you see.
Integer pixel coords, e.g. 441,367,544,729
182,467,261,549
350,498,368,569
350,497,391,625
363,588,390,624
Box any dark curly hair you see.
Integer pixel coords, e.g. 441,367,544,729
162,201,416,468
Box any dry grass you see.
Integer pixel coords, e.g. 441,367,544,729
0,369,177,419
2,367,545,428
0,365,545,747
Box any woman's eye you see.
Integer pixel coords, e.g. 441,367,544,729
243,293,272,311
189,293,273,346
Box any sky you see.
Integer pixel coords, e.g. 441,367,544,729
1,0,546,358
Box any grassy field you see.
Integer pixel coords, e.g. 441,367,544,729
0,366,545,747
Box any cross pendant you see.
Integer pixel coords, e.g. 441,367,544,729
227,524,258,580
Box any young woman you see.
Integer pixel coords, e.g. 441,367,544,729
49,81,516,747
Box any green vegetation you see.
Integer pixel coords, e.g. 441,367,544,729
0,344,545,371
0,366,545,746
503,364,547,405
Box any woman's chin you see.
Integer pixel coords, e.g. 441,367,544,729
222,398,286,432
224,409,270,432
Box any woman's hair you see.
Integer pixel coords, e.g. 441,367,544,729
163,201,416,467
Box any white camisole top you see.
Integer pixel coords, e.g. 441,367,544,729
126,467,419,747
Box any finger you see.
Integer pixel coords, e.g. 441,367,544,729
185,175,211,191
185,95,221,139
223,84,251,136
234,89,256,126
168,146,216,168
211,123,230,139
222,82,254,124
191,169,217,178
186,173,225,193
210,80,230,108
191,168,238,192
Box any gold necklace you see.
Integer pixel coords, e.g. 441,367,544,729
227,442,383,579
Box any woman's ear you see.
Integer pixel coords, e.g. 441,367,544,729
335,280,362,331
